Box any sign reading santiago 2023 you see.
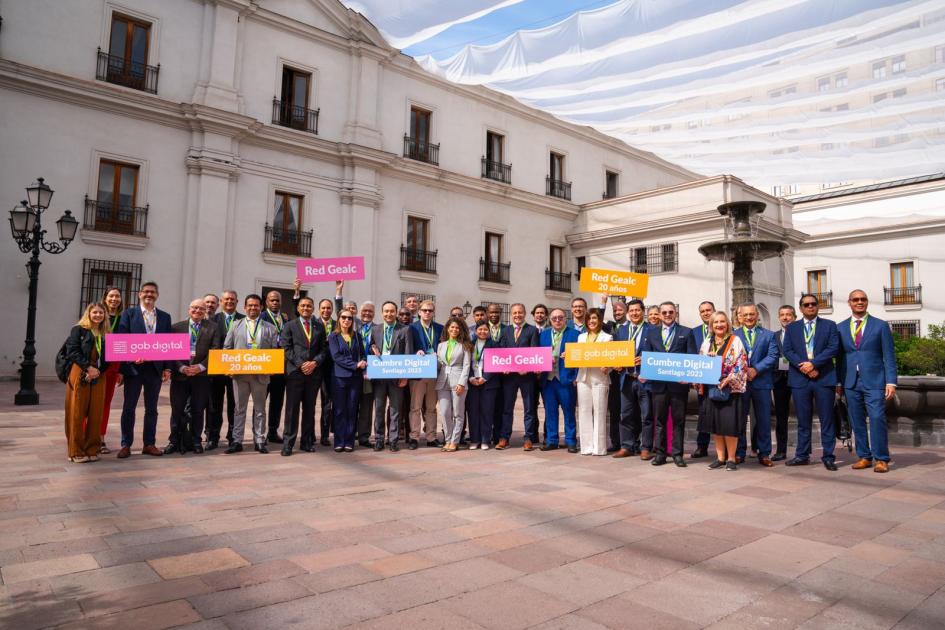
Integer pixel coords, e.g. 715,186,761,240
367,355,437,379
639,351,722,385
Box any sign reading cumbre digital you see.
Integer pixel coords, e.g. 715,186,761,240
367,355,437,379
639,352,722,385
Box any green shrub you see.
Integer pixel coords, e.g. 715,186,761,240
895,321,945,376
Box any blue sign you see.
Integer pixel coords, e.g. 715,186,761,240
367,354,437,379
639,351,722,385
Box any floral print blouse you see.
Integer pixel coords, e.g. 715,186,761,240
699,334,748,393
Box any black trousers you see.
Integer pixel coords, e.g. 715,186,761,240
170,376,210,449
267,374,286,436
618,376,650,451
315,369,333,440
773,374,791,455
208,375,236,443
651,390,687,457
284,371,321,449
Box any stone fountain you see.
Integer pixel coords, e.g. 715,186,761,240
698,201,788,307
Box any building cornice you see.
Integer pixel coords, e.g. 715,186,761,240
580,174,786,211
795,218,945,248
791,179,945,212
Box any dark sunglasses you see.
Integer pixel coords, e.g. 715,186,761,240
801,302,818,307
339,316,353,320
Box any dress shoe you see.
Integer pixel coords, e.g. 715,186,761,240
758,457,773,467
267,433,284,444
281,446,292,456
651,455,667,466
407,440,418,450
496,439,509,450
142,445,163,456
205,440,218,451
389,442,400,452
301,445,316,453
874,460,889,473
320,436,331,446
426,440,442,448
540,443,559,451
851,458,873,470
785,457,809,466
673,455,687,467
771,452,786,462
523,440,534,452
691,447,708,459
225,443,243,454
640,449,653,461
373,443,384,452
344,446,354,452
193,444,204,454
117,446,131,459
567,445,579,454
255,443,269,454
334,446,344,453
612,448,632,458
163,443,180,455
735,456,745,465
823,460,838,471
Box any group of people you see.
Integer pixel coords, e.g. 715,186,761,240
62,280,896,473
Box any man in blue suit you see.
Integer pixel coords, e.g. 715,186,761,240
612,299,651,459
781,294,841,470
116,281,172,458
837,289,897,473
538,308,580,452
639,301,698,467
408,300,444,448
499,303,541,450
691,300,715,458
734,303,780,466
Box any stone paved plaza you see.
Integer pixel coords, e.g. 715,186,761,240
2,380,945,629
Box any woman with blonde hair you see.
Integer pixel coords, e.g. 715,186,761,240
576,308,612,455
98,286,124,454
698,311,749,470
64,303,109,462
436,316,471,451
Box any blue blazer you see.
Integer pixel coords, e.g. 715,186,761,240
538,326,580,386
328,331,366,379
612,321,649,384
734,326,780,390
781,317,840,388
692,321,711,350
409,321,444,354
116,306,173,376
837,315,897,390
470,338,502,389
639,323,697,394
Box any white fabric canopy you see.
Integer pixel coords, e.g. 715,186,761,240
343,0,945,193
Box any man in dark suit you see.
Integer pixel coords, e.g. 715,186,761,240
538,308,580,452
612,299,651,459
837,289,897,473
166,299,218,454
280,296,328,456
691,300,716,458
639,301,698,467
782,294,841,471
603,298,628,451
261,290,290,444
370,301,413,452
498,303,540,450
408,300,444,448
530,303,549,442
116,281,172,458
208,289,244,449
772,304,796,460
734,303,781,466
486,303,509,445
316,297,339,446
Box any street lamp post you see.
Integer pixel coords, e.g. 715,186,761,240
9,178,79,405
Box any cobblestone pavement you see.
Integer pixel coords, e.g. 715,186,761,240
2,379,945,629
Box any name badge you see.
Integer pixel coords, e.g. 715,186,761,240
778,357,789,371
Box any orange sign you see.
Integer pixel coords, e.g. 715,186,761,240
579,267,648,298
208,349,284,375
564,341,635,368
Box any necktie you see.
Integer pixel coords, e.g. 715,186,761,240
854,319,863,348
304,319,310,334
514,325,521,341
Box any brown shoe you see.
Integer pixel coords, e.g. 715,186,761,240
874,461,889,473
640,450,653,461
735,456,745,465
852,458,873,470
523,440,534,451
496,439,509,450
758,457,774,467
141,445,164,456
612,448,632,458
117,446,131,459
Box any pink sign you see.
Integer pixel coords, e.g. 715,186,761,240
296,256,365,283
483,347,552,373
105,333,191,361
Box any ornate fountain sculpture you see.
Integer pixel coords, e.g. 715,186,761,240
698,201,788,307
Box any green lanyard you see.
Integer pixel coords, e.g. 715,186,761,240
551,329,563,359
383,324,394,354
267,309,283,332
850,315,868,341
225,313,234,332
343,333,352,349
491,325,501,341
108,314,120,332
189,321,200,352
475,341,484,362
661,325,675,351
446,339,457,363
94,332,102,358
742,326,755,354
246,319,260,349
422,324,435,348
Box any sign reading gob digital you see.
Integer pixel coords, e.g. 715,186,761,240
105,333,192,361
578,267,648,298
296,256,365,283
367,355,437,379
208,349,285,375
639,352,722,385
482,347,552,373
564,341,635,368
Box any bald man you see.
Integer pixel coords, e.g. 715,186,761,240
167,299,219,454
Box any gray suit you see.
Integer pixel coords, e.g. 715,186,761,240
223,317,280,445
436,340,470,445
369,322,412,445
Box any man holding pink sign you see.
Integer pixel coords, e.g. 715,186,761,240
496,304,543,451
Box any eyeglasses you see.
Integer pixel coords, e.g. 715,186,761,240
801,302,818,307
420,308,434,313
549,315,565,321
660,311,675,316
339,316,353,321
849,297,868,303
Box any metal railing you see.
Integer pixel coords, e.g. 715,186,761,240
479,258,510,284
264,223,314,256
806,290,833,309
96,48,159,94
400,246,437,274
272,98,319,134
481,157,512,184
403,135,440,165
546,177,572,200
545,269,571,292
83,196,148,236
884,285,922,305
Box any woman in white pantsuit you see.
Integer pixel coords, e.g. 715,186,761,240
576,308,612,455
436,317,472,452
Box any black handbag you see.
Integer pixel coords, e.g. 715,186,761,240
707,335,736,403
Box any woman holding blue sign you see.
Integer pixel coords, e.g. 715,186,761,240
697,312,748,470
467,321,501,450
436,317,472,452
576,309,613,456
328,309,368,452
